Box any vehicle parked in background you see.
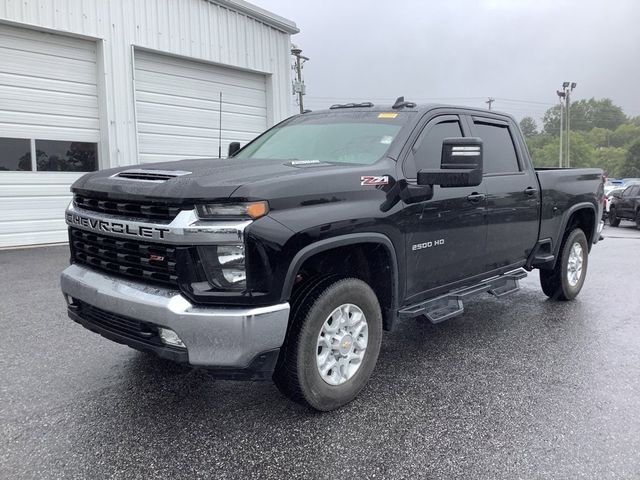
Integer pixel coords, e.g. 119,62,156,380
604,187,625,218
60,101,604,411
609,184,640,228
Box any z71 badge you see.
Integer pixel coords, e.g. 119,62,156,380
361,175,389,186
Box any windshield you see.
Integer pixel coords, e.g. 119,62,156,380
234,111,412,165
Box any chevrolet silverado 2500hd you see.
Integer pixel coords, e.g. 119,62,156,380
61,100,604,411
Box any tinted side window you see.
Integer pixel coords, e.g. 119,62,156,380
0,138,31,171
412,120,463,172
474,122,519,174
35,140,97,172
622,186,634,197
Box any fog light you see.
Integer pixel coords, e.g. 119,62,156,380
159,328,186,348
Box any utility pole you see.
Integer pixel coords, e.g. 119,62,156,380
561,81,577,167
486,97,495,110
291,47,309,114
556,89,565,167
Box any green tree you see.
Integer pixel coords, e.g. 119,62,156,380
543,105,562,135
621,139,640,177
529,140,560,168
585,127,612,148
567,131,596,168
519,116,538,138
543,98,627,134
610,124,640,148
594,147,626,178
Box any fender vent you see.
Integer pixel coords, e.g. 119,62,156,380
112,169,191,182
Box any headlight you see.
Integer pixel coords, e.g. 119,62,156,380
198,245,246,290
196,201,268,220
216,245,245,266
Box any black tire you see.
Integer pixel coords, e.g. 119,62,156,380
635,210,640,230
609,207,621,227
273,277,383,411
540,228,588,301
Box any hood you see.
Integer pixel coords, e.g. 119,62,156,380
71,157,395,206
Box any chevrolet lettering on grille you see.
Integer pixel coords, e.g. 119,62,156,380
66,213,170,239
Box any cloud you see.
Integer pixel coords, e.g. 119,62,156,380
255,0,640,119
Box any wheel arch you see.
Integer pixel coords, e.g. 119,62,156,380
281,233,400,330
554,203,597,260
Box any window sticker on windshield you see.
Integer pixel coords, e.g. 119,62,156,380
380,135,393,145
378,113,398,119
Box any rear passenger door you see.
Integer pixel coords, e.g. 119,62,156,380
470,117,540,270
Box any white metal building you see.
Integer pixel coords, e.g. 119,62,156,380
0,0,298,248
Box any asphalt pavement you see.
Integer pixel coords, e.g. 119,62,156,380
1,223,639,479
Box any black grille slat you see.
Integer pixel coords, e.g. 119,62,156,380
74,301,160,345
70,228,179,287
73,241,175,276
72,236,175,273
73,194,183,221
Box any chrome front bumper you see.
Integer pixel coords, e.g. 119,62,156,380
60,264,290,368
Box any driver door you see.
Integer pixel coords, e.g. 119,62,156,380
400,114,488,302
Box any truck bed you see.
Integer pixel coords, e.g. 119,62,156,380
536,167,604,248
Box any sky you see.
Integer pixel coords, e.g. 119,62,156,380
252,0,640,125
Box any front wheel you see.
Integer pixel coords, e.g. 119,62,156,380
273,277,382,411
635,210,640,230
540,228,588,301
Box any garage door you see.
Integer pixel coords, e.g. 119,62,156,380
134,50,268,163
0,24,99,248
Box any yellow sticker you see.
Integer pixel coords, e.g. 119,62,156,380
378,112,398,119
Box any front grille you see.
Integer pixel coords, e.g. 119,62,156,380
73,300,162,346
70,228,179,287
73,194,183,221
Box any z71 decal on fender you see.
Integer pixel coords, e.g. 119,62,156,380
361,175,389,186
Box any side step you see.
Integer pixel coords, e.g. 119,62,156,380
398,269,527,324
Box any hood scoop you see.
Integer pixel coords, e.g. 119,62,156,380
284,159,332,168
111,169,192,182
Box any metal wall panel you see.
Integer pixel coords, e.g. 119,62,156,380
0,0,296,247
0,24,99,142
0,23,97,248
0,173,81,248
134,49,267,163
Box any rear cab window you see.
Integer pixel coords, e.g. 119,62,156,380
472,119,521,175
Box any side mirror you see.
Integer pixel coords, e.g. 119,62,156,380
612,191,622,199
228,142,241,157
417,137,483,187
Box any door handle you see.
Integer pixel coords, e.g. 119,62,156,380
466,193,486,203
524,187,537,196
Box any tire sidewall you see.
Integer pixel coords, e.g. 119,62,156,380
609,207,619,226
296,279,382,411
560,229,588,300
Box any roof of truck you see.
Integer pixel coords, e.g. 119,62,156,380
306,102,516,121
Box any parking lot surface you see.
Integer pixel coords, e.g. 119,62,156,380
1,224,639,479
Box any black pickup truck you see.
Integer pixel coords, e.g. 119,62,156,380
61,100,604,411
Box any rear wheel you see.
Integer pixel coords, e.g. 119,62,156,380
609,206,620,227
273,277,382,411
540,228,588,301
